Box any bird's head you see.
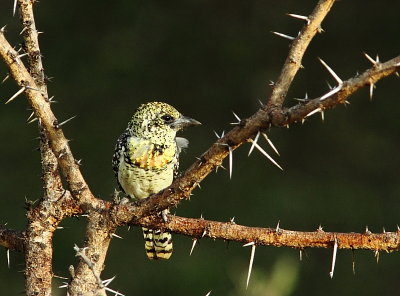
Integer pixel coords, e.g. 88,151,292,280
128,102,201,145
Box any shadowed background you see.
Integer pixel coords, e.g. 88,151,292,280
1,0,400,295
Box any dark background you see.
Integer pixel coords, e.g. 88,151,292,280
1,0,399,295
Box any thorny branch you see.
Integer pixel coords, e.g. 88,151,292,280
0,0,400,294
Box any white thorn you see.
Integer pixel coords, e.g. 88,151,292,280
364,52,376,65
321,110,325,122
7,249,10,268
261,133,280,156
213,130,220,139
352,249,356,275
111,233,123,239
369,82,375,100
228,146,233,179
329,237,338,278
232,111,241,122
275,220,280,232
374,250,379,263
2,74,9,83
305,107,322,118
13,0,17,16
299,249,303,261
205,291,212,296
287,13,310,24
249,139,283,170
17,53,28,59
26,111,35,122
246,244,256,289
19,26,27,35
375,54,380,63
58,115,77,127
190,238,197,256
102,275,117,286
318,58,343,85
0,25,7,33
271,31,295,41
104,287,125,296
58,283,68,289
319,86,341,101
230,216,235,223
248,131,260,156
243,241,255,247
383,227,386,233
27,117,38,124
5,86,25,104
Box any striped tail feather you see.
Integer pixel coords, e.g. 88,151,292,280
142,227,173,260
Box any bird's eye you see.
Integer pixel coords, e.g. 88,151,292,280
161,114,174,123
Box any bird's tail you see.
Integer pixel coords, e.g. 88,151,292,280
142,227,173,260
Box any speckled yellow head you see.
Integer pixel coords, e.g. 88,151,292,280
127,102,200,146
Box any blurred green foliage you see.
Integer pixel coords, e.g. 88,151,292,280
0,0,400,295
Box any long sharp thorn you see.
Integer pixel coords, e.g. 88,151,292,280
26,112,35,121
299,249,303,261
271,31,295,41
375,250,379,263
248,131,260,156
17,53,28,59
205,291,212,296
58,115,77,127
318,58,343,85
5,86,25,104
305,107,321,118
319,86,341,101
111,233,123,239
7,249,10,268
102,275,116,286
19,26,27,35
27,117,38,124
232,111,241,122
287,13,310,23
364,52,376,65
369,83,374,100
249,139,283,170
228,146,233,179
190,238,197,256
329,237,338,278
261,133,280,156
213,130,220,139
13,0,17,16
352,249,356,275
375,54,380,63
2,74,9,84
245,244,256,289
321,110,325,122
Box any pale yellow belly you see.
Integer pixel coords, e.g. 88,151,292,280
118,162,174,199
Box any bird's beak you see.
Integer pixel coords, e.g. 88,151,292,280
171,116,201,130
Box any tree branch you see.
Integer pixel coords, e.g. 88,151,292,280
136,215,400,252
267,0,336,108
0,225,24,252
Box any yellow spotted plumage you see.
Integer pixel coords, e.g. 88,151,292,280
112,102,200,260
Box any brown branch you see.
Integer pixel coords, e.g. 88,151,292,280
267,0,336,109
0,30,99,209
111,56,400,226
16,1,72,295
0,225,24,252
136,215,400,252
68,212,116,296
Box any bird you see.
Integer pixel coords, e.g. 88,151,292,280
112,101,201,260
